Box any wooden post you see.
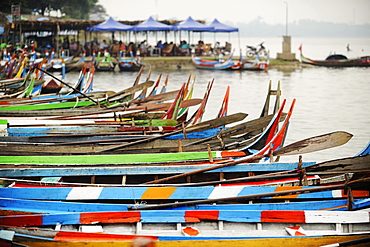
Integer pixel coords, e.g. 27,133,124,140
56,22,60,58
207,144,213,163
91,175,96,184
216,134,225,149
302,168,308,186
149,119,153,132
269,143,273,162
297,155,303,186
182,123,187,139
346,187,354,211
219,172,224,181
121,175,126,185
177,139,182,153
248,171,255,177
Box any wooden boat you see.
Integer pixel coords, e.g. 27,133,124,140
191,53,235,70
2,226,370,247
0,159,318,184
94,50,116,71
0,68,203,117
0,98,294,164
1,208,369,237
2,205,370,227
118,52,143,72
43,49,74,72
0,67,38,100
0,178,369,245
1,60,96,103
0,113,279,155
46,57,74,72
300,46,370,67
0,173,323,188
1,175,368,202
2,196,369,214
240,54,270,71
0,152,367,186
64,53,90,72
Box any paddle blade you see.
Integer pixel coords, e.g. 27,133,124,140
275,131,353,156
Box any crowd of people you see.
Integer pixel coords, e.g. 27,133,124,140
1,37,232,60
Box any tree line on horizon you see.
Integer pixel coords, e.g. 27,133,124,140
0,0,107,20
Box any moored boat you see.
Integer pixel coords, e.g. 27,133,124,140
299,45,370,67
191,53,235,70
2,226,370,247
118,51,143,72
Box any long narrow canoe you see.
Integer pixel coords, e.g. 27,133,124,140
0,114,275,154
3,226,370,247
0,98,202,117
0,184,367,201
0,111,264,163
1,209,369,227
0,155,367,185
2,197,369,214
0,174,322,188
0,161,315,177
191,54,234,70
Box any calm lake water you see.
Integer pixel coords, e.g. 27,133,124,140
67,37,370,163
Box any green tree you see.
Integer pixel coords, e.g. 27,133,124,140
0,0,106,20
61,0,99,20
89,4,108,20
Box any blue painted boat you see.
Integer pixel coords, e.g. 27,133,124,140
1,197,369,214
2,226,370,247
191,53,234,70
118,51,143,71
0,182,367,202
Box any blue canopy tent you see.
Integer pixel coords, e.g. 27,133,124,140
208,19,238,32
174,16,214,32
132,16,173,44
208,18,240,53
87,17,133,32
173,16,214,45
133,16,172,32
87,17,133,55
87,17,133,42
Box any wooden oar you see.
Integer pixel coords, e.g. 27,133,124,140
35,67,102,107
143,131,353,184
96,112,248,153
129,177,369,210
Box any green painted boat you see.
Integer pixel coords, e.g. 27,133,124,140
0,100,97,111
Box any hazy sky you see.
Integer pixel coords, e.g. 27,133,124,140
98,0,370,25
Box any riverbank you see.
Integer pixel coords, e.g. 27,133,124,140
137,56,301,70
